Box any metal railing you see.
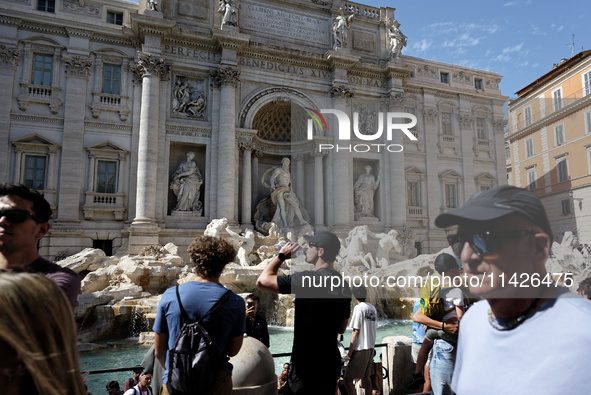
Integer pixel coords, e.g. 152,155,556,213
84,343,389,375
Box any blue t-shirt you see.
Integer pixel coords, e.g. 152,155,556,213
153,281,246,383
412,300,426,345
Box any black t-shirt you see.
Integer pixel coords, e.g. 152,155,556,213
277,268,351,370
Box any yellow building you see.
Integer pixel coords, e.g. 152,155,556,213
507,50,591,242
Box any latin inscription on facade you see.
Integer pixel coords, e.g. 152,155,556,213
239,57,331,79
163,46,220,62
241,4,328,45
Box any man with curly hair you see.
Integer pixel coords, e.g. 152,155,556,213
153,236,246,395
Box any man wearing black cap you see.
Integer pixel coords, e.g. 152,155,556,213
257,232,351,395
435,185,591,394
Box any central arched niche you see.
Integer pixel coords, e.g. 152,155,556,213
252,99,308,142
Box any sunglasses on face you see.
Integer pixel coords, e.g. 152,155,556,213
448,229,537,258
0,209,42,224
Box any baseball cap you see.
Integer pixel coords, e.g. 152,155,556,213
303,231,341,260
435,185,553,240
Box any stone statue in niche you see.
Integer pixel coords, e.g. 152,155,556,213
254,157,310,234
170,151,203,214
172,78,207,118
354,165,380,220
218,0,238,29
332,7,355,50
386,17,407,59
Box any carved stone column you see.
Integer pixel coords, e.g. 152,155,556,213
211,65,240,222
239,141,254,226
252,150,263,212
55,55,92,224
0,44,19,182
131,53,171,226
312,150,327,228
330,85,354,228
294,153,305,207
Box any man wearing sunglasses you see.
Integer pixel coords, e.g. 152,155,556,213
0,184,80,308
256,232,351,395
435,185,591,394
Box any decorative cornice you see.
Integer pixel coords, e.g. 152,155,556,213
92,34,136,48
329,84,354,98
66,28,92,39
132,52,172,81
20,21,68,37
210,65,240,87
63,55,92,78
0,45,20,68
85,122,133,132
11,114,64,125
0,16,22,26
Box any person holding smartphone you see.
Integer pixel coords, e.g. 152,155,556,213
245,294,270,348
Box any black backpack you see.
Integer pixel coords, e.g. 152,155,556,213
167,286,232,395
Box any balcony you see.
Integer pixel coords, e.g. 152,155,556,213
438,133,460,154
17,83,62,113
82,192,126,220
90,92,130,121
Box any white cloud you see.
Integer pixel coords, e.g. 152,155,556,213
410,39,433,53
502,43,525,54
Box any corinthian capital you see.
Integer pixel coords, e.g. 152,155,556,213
329,84,354,99
63,55,92,78
0,45,20,69
210,65,240,88
132,52,171,81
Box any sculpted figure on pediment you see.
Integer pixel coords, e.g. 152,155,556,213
386,17,407,59
332,7,355,50
218,0,238,29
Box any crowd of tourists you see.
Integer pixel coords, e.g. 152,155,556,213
2,182,591,395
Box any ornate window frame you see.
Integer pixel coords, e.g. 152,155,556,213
475,172,497,192
405,166,427,221
11,134,60,209
89,51,131,121
439,169,463,213
83,141,128,220
437,102,459,154
17,40,63,114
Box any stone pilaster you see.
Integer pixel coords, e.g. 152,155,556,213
0,45,19,183
211,65,240,222
54,55,92,225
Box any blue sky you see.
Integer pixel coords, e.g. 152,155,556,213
363,0,591,99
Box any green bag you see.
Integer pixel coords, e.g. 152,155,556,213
419,277,454,320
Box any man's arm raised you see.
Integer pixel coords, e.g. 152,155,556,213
256,242,300,294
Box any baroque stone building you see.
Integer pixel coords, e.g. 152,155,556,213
0,0,507,258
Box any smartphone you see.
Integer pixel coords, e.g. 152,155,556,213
247,301,255,309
